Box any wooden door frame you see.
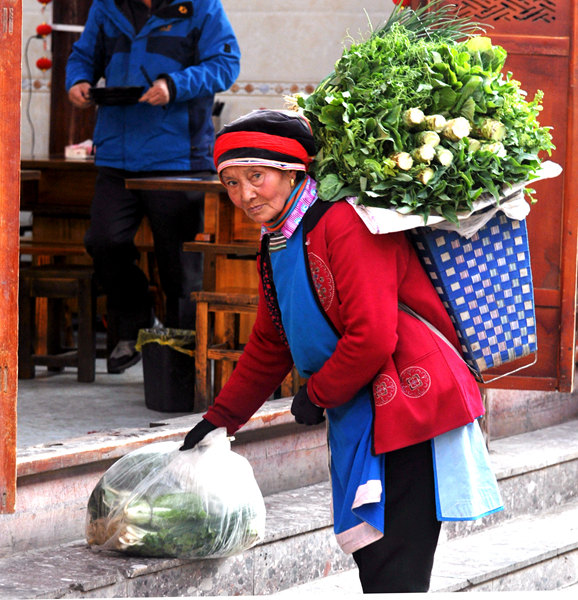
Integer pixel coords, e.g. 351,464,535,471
558,0,578,392
0,0,21,514
421,0,578,392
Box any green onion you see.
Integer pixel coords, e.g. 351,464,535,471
417,167,435,185
423,114,447,132
480,141,507,158
442,117,471,141
435,147,454,166
403,108,426,129
476,118,507,141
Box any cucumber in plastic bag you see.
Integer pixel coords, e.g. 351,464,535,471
86,429,266,558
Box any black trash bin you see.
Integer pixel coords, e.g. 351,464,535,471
136,328,195,412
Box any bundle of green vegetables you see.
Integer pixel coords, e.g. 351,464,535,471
86,436,266,559
297,0,554,223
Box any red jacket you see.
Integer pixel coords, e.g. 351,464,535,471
204,200,484,453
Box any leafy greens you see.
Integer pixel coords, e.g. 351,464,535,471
297,4,554,223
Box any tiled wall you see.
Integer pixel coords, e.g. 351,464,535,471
20,0,392,155
21,0,53,156
218,1,391,127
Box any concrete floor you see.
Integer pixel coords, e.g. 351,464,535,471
16,358,193,449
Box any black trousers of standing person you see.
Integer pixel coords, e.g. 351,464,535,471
85,166,207,341
352,440,441,593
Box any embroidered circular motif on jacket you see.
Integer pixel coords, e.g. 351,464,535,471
373,374,397,406
309,253,335,310
400,366,431,398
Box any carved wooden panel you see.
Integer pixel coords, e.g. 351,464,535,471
457,0,557,25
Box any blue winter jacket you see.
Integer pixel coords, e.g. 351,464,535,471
65,0,241,172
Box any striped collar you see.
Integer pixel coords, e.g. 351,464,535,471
261,175,317,241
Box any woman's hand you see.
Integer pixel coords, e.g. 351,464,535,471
179,418,217,451
291,385,325,425
68,82,93,109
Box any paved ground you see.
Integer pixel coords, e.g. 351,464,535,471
17,358,190,448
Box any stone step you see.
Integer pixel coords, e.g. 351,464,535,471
272,497,578,595
2,412,577,597
0,481,347,599
2,398,329,558
1,483,577,597
1,412,577,596
443,419,578,541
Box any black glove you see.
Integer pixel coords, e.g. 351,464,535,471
291,384,325,425
179,418,217,451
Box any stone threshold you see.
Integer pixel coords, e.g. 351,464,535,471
17,401,578,482
16,398,296,478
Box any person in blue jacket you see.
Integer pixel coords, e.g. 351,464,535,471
66,0,240,373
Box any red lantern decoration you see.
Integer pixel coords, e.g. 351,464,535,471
37,0,53,5
36,23,53,37
36,56,53,71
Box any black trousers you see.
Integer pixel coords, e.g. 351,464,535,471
352,440,441,593
85,167,207,339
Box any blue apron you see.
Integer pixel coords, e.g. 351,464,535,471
268,217,503,553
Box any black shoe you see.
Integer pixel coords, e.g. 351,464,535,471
107,340,141,374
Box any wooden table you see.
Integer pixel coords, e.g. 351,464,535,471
20,156,97,218
125,176,260,291
18,158,157,351
19,160,260,291
126,176,262,403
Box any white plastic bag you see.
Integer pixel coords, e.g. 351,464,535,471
349,160,563,238
86,429,266,559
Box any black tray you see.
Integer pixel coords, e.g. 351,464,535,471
90,86,144,106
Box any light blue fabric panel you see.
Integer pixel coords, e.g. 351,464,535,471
432,420,504,521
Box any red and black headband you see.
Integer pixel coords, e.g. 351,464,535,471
214,110,316,174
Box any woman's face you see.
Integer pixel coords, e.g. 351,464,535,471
220,165,296,224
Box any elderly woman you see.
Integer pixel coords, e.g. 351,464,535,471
181,109,502,593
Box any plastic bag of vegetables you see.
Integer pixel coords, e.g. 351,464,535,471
85,429,266,559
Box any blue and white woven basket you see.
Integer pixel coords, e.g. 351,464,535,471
409,211,537,376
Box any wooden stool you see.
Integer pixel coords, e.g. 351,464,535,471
18,264,97,382
192,290,258,411
191,290,302,411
